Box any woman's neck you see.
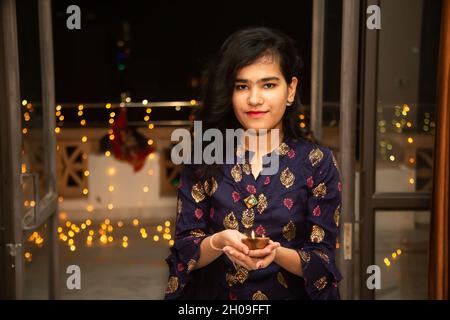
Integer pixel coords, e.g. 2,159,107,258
242,128,284,158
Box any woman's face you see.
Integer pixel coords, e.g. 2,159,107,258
232,55,298,135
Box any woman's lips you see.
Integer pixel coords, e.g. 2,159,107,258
246,111,268,119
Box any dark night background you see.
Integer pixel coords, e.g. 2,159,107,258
16,0,344,105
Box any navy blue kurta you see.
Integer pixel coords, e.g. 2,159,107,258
164,137,342,300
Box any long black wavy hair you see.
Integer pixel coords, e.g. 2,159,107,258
186,26,315,186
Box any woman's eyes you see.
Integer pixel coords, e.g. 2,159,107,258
234,83,277,90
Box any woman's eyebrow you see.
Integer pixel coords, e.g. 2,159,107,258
235,76,281,83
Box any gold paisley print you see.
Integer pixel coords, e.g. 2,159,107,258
190,229,206,237
280,167,295,188
298,250,311,264
252,290,268,300
242,163,251,175
309,148,324,166
277,142,290,156
257,193,268,215
277,272,288,289
310,225,325,243
165,276,179,294
187,259,197,273
314,276,328,291
313,182,327,198
334,205,340,227
191,182,205,203
282,220,296,241
231,164,242,183
226,266,249,287
224,212,239,230
203,177,218,197
241,208,255,229
234,266,249,284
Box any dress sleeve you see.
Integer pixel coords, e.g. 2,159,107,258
297,147,342,300
164,165,211,299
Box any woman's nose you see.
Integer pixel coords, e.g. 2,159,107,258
248,88,264,106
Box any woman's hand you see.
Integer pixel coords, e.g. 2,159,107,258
215,229,249,254
248,240,280,269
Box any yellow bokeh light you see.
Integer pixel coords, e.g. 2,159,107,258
54,127,60,134
107,225,113,232
123,236,128,242
68,231,75,238
81,223,86,230
78,111,83,117
407,137,414,144
122,241,128,248
105,218,110,225
57,227,63,233
80,119,86,126
68,239,74,245
392,253,397,259
108,185,115,192
108,236,113,242
109,134,115,141
153,235,160,242
147,139,153,145
59,115,64,121
164,228,170,234
86,219,92,226
117,221,124,227
143,186,149,193
132,219,139,226
22,128,28,134
108,167,116,176
78,104,84,111
84,170,90,177
82,188,89,195
389,155,395,162
146,108,152,114
125,97,131,103
105,103,111,109
66,221,72,227
100,235,108,244
397,249,402,255
56,105,62,111
105,151,111,157
157,225,163,232
149,153,155,160
110,112,115,118
88,230,94,236
81,136,88,143
86,205,94,213
22,99,28,106
384,258,391,266
142,99,148,105
164,221,171,227
190,99,197,105
409,178,415,184
142,233,148,239
107,203,114,210
140,228,146,233
169,240,175,246
70,245,76,252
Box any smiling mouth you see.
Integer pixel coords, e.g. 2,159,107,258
246,111,268,118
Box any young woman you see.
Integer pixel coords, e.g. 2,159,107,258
164,27,342,300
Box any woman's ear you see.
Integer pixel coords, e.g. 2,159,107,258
288,77,298,102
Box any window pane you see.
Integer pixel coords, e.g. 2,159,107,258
375,0,440,192
375,210,430,299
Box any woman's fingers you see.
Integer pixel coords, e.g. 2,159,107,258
224,247,258,270
247,242,280,258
